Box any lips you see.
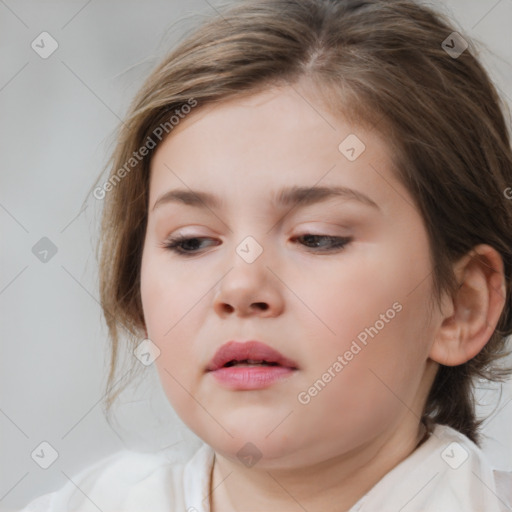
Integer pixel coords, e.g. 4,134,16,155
206,340,299,372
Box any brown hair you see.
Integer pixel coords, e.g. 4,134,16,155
92,0,512,444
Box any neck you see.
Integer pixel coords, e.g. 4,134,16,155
209,419,429,512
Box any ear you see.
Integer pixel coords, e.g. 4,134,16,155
429,244,507,366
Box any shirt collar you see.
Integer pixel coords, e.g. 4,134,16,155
183,443,215,512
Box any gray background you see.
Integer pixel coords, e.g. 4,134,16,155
1,0,511,510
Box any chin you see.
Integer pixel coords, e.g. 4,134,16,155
196,423,306,467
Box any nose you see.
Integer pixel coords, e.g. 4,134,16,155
212,249,285,318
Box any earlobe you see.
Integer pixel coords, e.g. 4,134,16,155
429,244,506,367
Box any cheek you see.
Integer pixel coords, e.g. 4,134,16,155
300,250,403,351
140,251,215,406
299,237,434,402
140,249,205,339
297,304,430,450
140,254,193,377
140,266,199,422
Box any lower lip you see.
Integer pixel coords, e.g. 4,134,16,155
208,366,296,390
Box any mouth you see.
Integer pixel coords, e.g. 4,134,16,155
222,359,282,367
206,340,299,371
206,340,299,390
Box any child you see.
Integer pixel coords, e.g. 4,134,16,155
22,0,512,510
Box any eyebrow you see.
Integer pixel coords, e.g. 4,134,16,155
151,185,380,212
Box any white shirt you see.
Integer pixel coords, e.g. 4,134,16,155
21,424,512,512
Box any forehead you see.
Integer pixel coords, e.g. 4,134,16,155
147,85,407,216
156,84,376,153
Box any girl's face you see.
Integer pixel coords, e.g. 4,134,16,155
140,84,441,468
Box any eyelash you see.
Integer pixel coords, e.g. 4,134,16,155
161,234,352,256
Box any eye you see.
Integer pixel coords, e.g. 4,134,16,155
292,234,352,252
161,235,218,256
161,234,352,257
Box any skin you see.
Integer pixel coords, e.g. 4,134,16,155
139,82,506,511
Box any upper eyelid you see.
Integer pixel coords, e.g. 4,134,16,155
151,203,368,237
165,226,351,240
161,218,355,233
